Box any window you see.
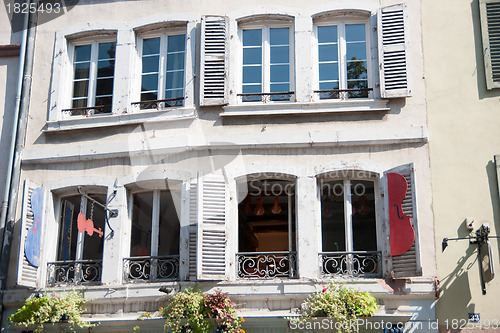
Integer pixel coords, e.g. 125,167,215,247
480,0,500,89
240,24,294,102
316,22,370,99
124,189,180,282
237,178,296,278
47,192,107,286
69,40,116,115
134,32,186,109
319,174,381,277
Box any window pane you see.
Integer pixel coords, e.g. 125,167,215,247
270,45,289,64
318,25,337,43
243,66,262,84
242,84,261,94
320,180,346,252
142,55,160,73
95,78,114,96
98,42,115,60
270,83,289,93
345,24,366,42
141,92,158,102
319,44,338,62
167,35,186,52
58,196,80,261
141,74,159,92
351,180,377,251
158,190,180,256
166,53,185,71
346,42,366,61
131,192,153,257
97,59,115,78
72,98,87,109
347,80,369,98
347,61,367,80
319,63,339,81
270,27,289,45
94,96,112,108
243,48,262,65
75,44,91,62
165,89,184,100
243,29,262,46
72,80,89,98
83,194,106,260
270,64,289,83
166,70,184,90
143,38,160,56
74,62,90,79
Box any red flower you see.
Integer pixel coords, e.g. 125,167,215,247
322,288,328,292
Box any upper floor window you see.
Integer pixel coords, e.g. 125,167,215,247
239,22,294,103
316,21,370,100
69,40,116,115
124,189,180,282
319,173,381,277
133,30,186,110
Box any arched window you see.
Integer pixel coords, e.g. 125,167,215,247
236,176,297,279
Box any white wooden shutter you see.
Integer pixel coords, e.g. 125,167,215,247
197,174,228,280
378,4,411,98
384,164,421,278
188,180,198,280
480,0,500,89
200,15,229,106
16,180,45,288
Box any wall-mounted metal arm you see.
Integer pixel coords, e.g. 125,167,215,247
77,186,117,237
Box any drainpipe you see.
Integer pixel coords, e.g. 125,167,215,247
0,0,37,326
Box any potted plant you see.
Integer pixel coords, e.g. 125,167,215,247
8,291,94,333
161,288,243,333
294,283,378,332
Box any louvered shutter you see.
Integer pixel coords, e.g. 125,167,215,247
16,180,45,288
200,15,229,106
480,0,500,89
197,174,228,280
378,4,411,98
384,164,421,278
188,180,198,280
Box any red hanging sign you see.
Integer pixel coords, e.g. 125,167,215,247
387,172,415,256
77,212,103,237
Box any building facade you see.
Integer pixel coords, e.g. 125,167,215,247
2,0,437,331
423,0,500,331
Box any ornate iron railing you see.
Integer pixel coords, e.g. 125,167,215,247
123,255,179,283
314,88,372,100
237,91,294,103
319,251,382,277
236,251,297,279
47,260,102,286
61,105,112,116
131,97,184,110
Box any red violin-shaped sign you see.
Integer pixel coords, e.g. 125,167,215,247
387,173,415,256
77,212,103,237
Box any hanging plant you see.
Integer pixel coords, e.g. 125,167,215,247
294,283,378,333
161,288,243,333
8,291,95,333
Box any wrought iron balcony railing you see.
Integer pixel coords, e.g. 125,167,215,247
319,251,382,277
237,91,294,103
61,105,112,116
123,255,179,283
314,88,372,100
236,251,297,279
47,260,102,287
131,97,184,110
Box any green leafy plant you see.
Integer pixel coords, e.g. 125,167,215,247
8,291,94,333
161,288,243,333
295,283,378,332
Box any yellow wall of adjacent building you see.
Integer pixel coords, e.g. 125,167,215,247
423,0,500,329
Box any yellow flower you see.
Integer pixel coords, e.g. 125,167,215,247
240,317,245,322
240,330,245,333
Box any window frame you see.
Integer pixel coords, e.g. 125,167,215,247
313,17,373,101
237,20,295,103
133,27,188,111
66,36,117,117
